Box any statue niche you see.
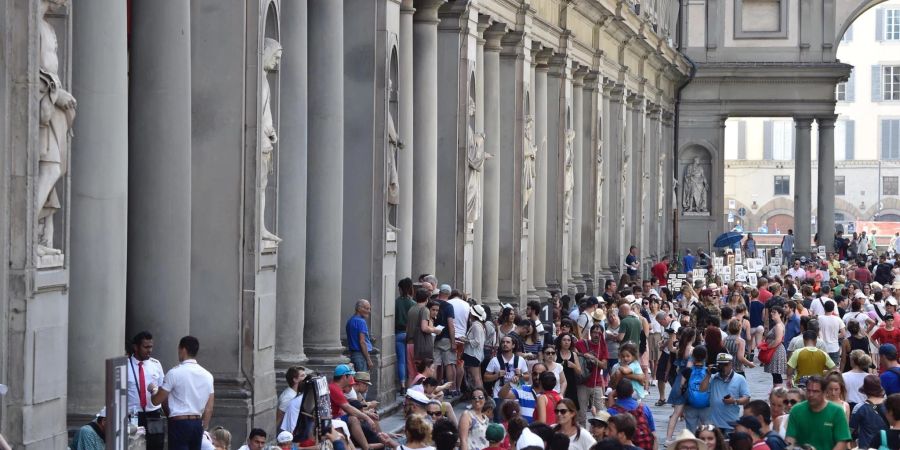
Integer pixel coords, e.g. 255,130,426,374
465,98,487,224
37,0,76,260
260,37,282,244
681,156,710,216
386,78,402,225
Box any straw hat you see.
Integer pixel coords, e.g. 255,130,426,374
591,308,606,322
670,429,707,450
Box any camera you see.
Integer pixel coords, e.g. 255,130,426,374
709,366,719,375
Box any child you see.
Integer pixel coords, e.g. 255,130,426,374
483,423,506,450
610,342,647,399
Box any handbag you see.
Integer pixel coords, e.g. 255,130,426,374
757,341,777,365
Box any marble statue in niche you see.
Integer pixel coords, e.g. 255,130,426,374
465,100,487,224
596,140,604,219
387,79,402,213
641,171,650,224
37,0,76,258
682,156,709,214
523,115,538,212
620,122,630,229
564,128,575,221
658,153,665,217
261,37,282,244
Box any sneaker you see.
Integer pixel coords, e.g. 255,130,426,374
650,380,657,386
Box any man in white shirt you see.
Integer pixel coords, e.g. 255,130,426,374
149,336,215,450
446,286,470,397
127,331,166,450
787,260,806,280
237,429,267,450
817,300,846,366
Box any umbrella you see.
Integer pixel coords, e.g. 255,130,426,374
713,231,744,249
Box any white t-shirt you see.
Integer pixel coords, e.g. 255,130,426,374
817,314,846,353
158,359,214,417
842,371,869,405
842,311,870,329
550,363,563,393
788,268,806,280
280,394,304,432
486,353,529,398
278,387,297,412
516,427,545,450
809,297,827,317
449,298,471,339
569,308,580,321
566,427,597,450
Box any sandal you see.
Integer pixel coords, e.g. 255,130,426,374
655,399,666,406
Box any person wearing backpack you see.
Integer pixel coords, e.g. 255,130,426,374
681,346,711,434
879,343,900,396
699,353,750,434
607,380,655,450
849,374,889,449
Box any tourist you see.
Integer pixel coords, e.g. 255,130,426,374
609,343,646,400
276,366,306,429
871,312,900,351
823,373,851,422
541,343,566,394
327,365,378,450
273,431,294,450
617,304,641,347
70,408,106,450
774,387,804,437
786,331,834,387
486,335,530,406
433,418,460,450
533,371,562,425
605,413,640,450
699,353,749,433
587,411,611,441
519,318,542,359
653,311,673,403
849,374,888,449
651,256,669,281
575,324,608,420
683,249,696,274
817,300,845,365
663,327,697,443
449,288,471,395
625,246,640,281
879,343,900,395
395,278,416,393
236,429,267,450
723,319,755,378
433,286,458,395
208,426,232,450
127,331,165,450
781,229,795,264
607,380,655,450
346,299,375,373
744,400,787,450
785,376,852,450
407,289,437,384
842,350,871,410
839,320,870,372
881,394,900,448
464,304,488,391
762,306,787,386
149,336,215,450
458,387,490,450
482,423,505,450
497,305,518,346
499,362,545,424
554,398,596,450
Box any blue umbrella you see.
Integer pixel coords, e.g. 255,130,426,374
713,231,744,249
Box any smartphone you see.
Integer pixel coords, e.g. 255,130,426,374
321,419,332,434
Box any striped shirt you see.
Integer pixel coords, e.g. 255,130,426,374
510,385,537,423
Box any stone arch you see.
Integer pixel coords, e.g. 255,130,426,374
725,198,755,228
834,0,889,48
861,197,900,220
755,197,795,229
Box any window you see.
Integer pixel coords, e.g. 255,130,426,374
884,66,900,101
885,176,899,196
774,175,790,195
835,176,846,196
835,120,855,160
884,119,900,160
763,120,794,160
888,9,900,40
836,83,846,101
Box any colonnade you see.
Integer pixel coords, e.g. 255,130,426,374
794,116,838,255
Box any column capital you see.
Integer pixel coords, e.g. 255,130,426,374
532,45,552,69
584,70,601,90
794,117,815,128
608,82,626,100
413,0,445,24
661,110,675,125
646,102,661,117
483,22,507,52
401,0,415,14
477,13,492,36
499,30,525,58
816,115,838,127
573,65,588,86
626,91,644,109
547,53,569,77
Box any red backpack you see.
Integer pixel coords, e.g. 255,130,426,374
611,403,655,450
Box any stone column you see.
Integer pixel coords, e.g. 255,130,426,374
661,111,676,253
532,48,551,299
411,0,444,275
397,0,415,279
481,23,505,307
645,104,661,259
570,68,586,292
793,117,813,257
606,83,626,274
69,0,128,419
526,56,538,303
581,73,599,293
627,93,645,271
817,116,837,252
545,54,568,293
305,0,345,362
276,0,308,367
472,16,489,300
127,0,192,370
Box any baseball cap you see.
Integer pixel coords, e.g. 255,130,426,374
97,407,107,419
439,284,452,294
729,415,762,434
354,372,372,385
485,423,505,443
277,431,294,443
716,353,734,364
880,344,898,360
406,389,431,406
334,364,356,377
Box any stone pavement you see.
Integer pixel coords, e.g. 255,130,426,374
379,364,776,441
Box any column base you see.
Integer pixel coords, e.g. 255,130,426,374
213,376,274,444
581,274,595,296
533,286,551,300
526,290,541,302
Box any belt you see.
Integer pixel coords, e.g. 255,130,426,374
168,415,201,421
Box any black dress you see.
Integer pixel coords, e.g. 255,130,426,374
843,335,870,372
557,350,580,409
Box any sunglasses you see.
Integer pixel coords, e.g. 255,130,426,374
555,409,571,415
472,396,485,400
427,411,443,417
783,399,798,405
545,351,556,355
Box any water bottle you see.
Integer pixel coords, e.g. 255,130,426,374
130,413,139,428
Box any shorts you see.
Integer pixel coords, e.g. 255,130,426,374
656,352,670,383
463,353,481,368
648,333,662,363
433,338,455,365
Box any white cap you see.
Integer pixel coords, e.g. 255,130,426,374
97,407,107,418
277,431,294,443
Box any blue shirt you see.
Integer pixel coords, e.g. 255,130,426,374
510,385,537,423
749,300,765,328
708,372,750,430
435,300,455,340
626,254,638,276
608,398,656,431
683,254,696,273
784,314,801,350
346,315,372,352
880,367,900,396
746,239,756,255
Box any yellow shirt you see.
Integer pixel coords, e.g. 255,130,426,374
787,346,835,382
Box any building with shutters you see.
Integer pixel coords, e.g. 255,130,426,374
722,0,900,235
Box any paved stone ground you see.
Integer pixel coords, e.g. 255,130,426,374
380,364,776,442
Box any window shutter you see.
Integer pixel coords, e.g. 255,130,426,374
738,120,747,160
846,25,853,42
877,8,885,41
883,119,891,160
873,65,883,102
790,123,796,159
763,120,773,160
846,120,855,160
847,72,855,102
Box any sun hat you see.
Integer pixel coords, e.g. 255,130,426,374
97,407,107,419
471,304,487,321
859,374,885,397
406,389,431,406
277,431,294,443
592,308,607,322
670,429,707,450
354,372,372,385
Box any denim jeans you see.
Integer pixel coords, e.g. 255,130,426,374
167,419,203,450
683,406,710,433
395,332,407,385
350,351,368,372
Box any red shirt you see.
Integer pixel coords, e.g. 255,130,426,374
575,337,609,387
541,390,561,425
329,382,349,418
651,262,668,282
855,268,873,283
758,288,773,304
873,326,900,350
752,440,771,450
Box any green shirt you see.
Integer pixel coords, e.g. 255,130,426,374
619,315,642,346
786,400,851,450
395,295,416,331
